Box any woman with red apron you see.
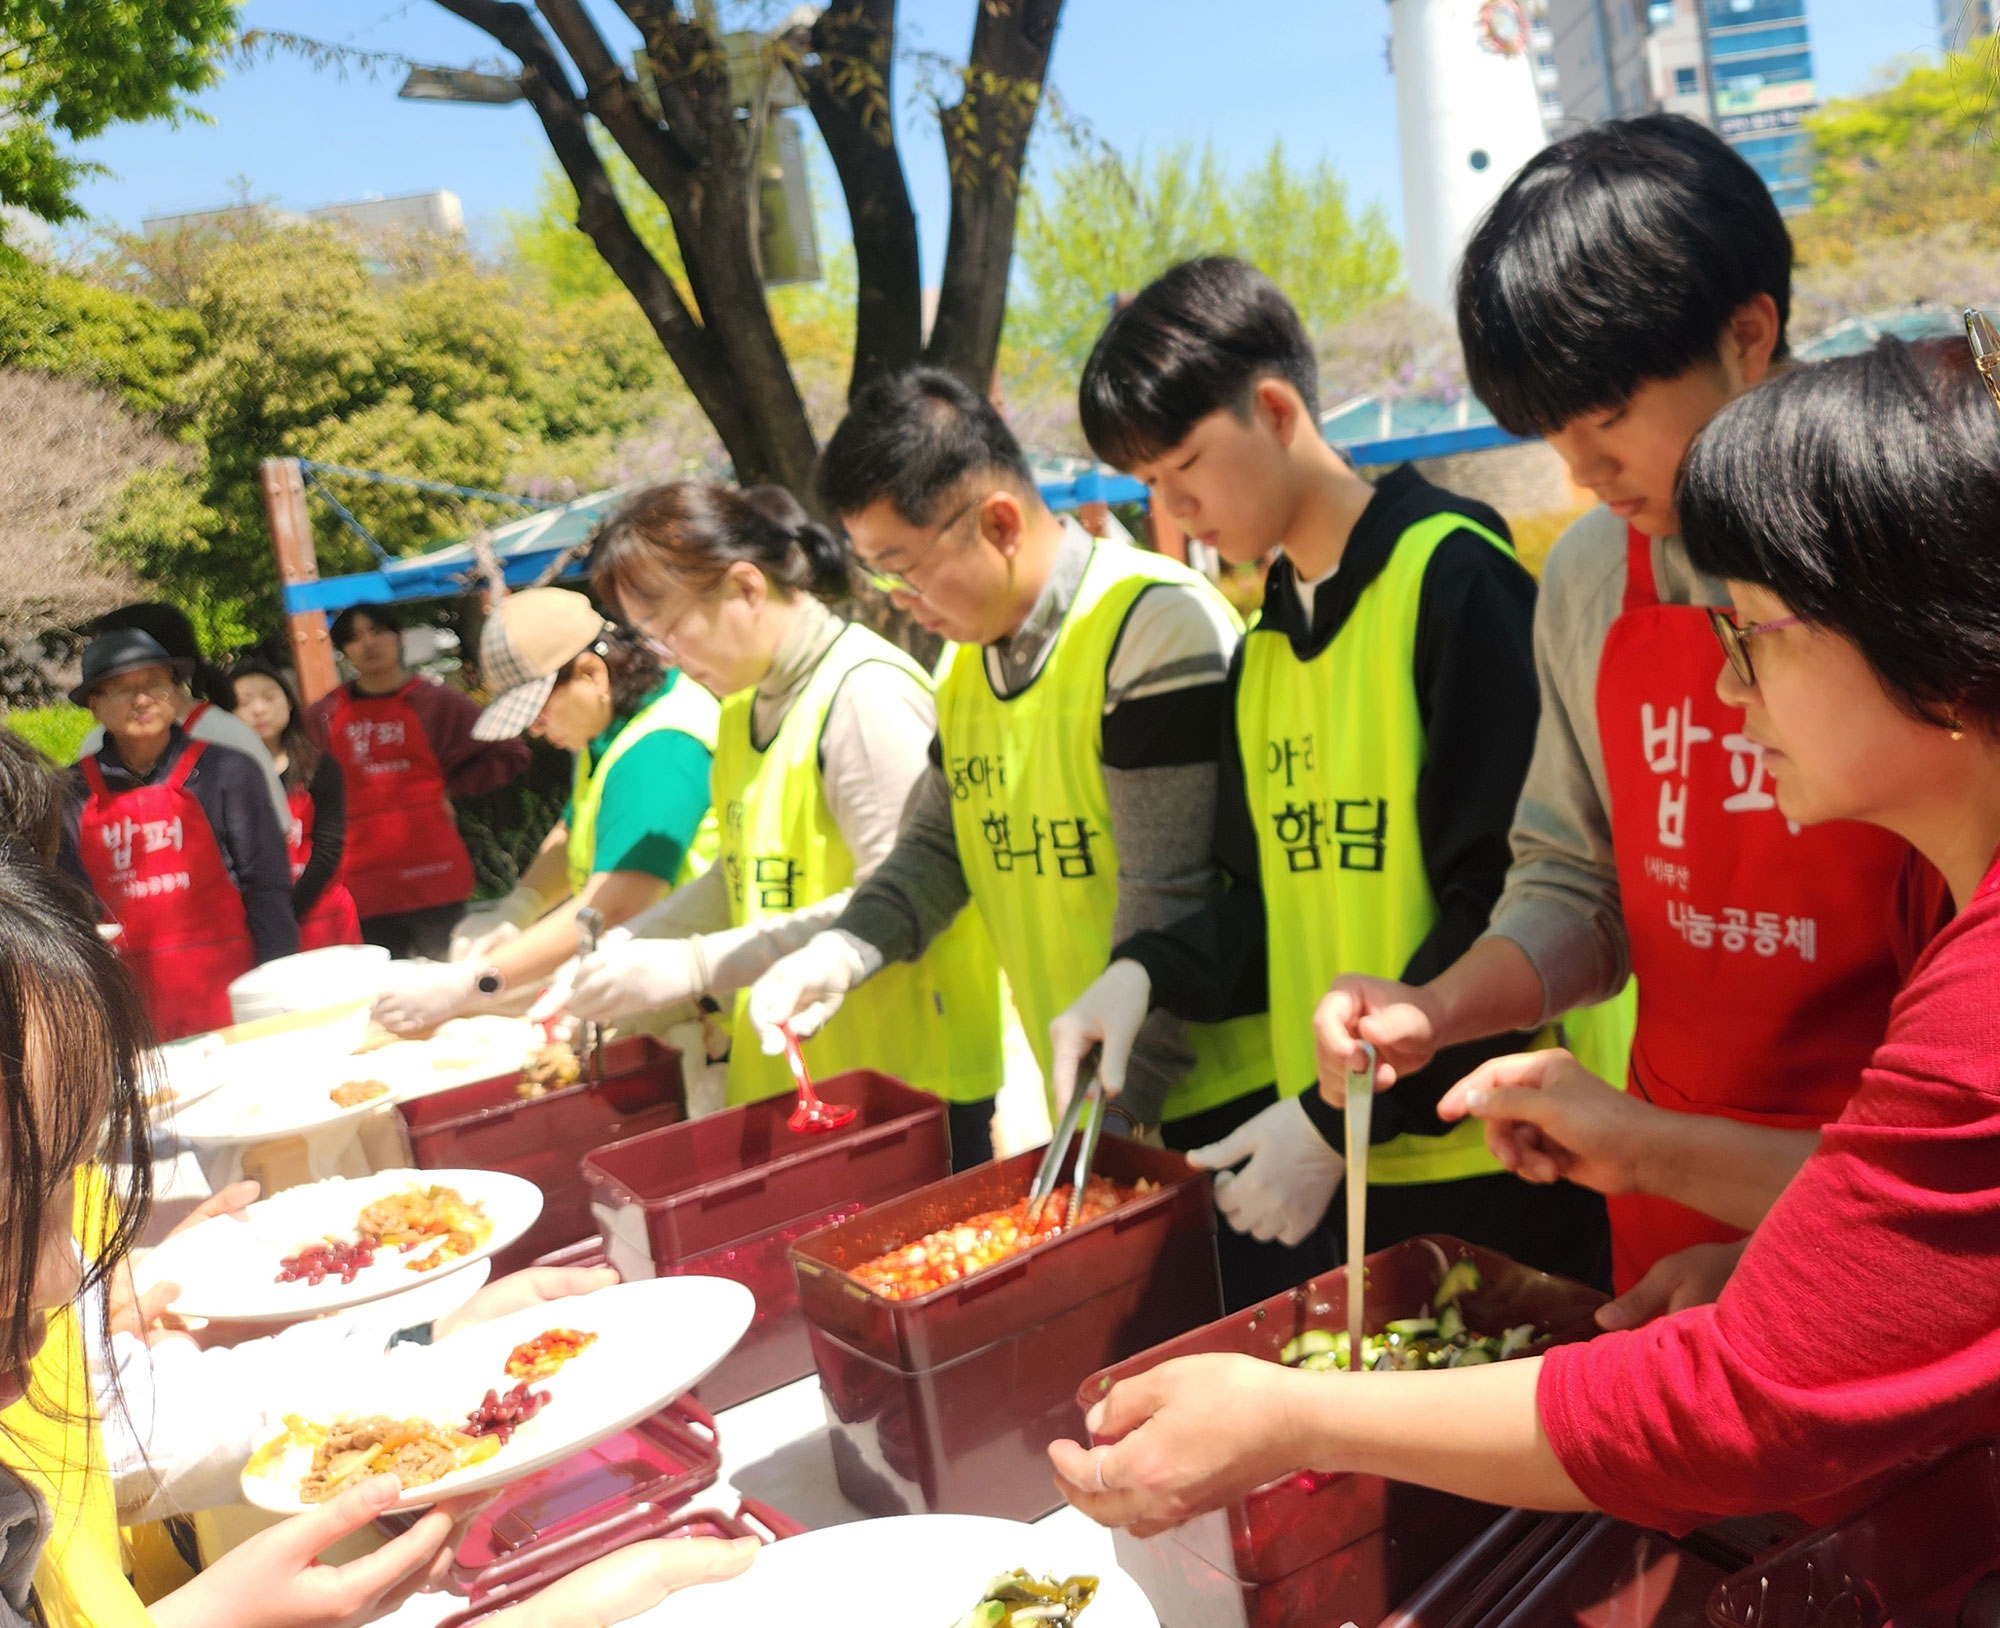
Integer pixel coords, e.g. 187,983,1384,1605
1594,526,1909,1287
231,658,361,951
66,630,297,1039
327,678,474,929
306,604,528,960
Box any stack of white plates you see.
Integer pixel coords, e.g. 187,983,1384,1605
227,945,392,1024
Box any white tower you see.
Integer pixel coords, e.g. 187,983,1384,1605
1391,0,1550,313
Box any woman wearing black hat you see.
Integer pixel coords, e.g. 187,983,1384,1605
64,629,298,1038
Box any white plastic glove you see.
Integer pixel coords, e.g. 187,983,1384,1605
370,963,479,1037
566,935,708,1023
1047,959,1152,1116
449,886,544,964
746,930,871,1052
1184,1095,1345,1248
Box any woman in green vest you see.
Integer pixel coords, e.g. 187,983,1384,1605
556,482,1006,1164
371,587,718,1034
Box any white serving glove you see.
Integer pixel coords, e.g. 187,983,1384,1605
746,930,872,1051
371,963,479,1037
449,886,545,964
1046,959,1153,1115
1184,1095,1345,1248
564,934,708,1023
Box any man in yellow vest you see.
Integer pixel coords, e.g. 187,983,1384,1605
748,367,1308,1308
1050,258,1608,1286
373,587,718,1032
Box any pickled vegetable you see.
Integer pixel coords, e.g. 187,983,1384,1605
1280,1260,1540,1373
948,1570,1098,1628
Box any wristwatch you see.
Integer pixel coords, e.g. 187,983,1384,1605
473,965,507,997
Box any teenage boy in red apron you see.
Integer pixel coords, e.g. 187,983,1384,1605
305,603,529,960
1310,114,1908,1296
64,630,298,1038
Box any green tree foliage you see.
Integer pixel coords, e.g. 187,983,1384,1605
1006,140,1403,372
34,220,689,634
0,0,238,228
1802,47,2000,251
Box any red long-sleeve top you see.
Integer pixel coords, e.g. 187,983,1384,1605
1539,846,2000,1535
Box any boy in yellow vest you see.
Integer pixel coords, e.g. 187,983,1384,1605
1051,258,1608,1286
748,366,1313,1308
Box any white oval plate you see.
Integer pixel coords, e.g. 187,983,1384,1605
640,1515,1156,1628
137,1169,542,1323
240,1275,753,1513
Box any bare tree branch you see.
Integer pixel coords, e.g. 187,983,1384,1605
926,0,1065,388
789,0,923,394
433,0,764,466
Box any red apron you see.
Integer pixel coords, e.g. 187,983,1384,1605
1595,527,1908,1290
79,741,258,1041
328,681,473,920
286,784,362,951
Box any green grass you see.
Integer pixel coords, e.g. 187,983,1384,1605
7,705,92,764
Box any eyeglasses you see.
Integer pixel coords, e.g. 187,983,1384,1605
1968,309,2000,418
95,675,177,709
1707,607,1802,687
863,496,982,598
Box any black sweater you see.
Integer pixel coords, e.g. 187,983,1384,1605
1117,465,1543,1153
291,752,347,918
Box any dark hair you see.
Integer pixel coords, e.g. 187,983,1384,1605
0,859,154,1419
329,603,403,651
815,366,1036,526
1679,337,2000,730
0,734,64,867
1457,114,1793,438
1078,257,1320,470
592,480,852,610
94,603,234,711
554,621,666,717
228,657,319,791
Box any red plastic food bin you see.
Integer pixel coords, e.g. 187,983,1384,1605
397,1034,684,1273
1707,1442,2000,1628
437,1497,802,1628
582,1069,949,1411
791,1136,1221,1524
1080,1236,1606,1628
450,1395,722,1587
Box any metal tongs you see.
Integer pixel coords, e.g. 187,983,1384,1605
1028,1046,1107,1231
575,906,604,1082
1345,1041,1377,1374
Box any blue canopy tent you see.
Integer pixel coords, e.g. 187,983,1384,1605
282,418,1530,619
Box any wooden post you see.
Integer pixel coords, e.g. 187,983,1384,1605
259,458,339,704
1147,502,1189,563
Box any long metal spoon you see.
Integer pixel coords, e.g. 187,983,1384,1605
575,907,604,1083
1345,1041,1377,1373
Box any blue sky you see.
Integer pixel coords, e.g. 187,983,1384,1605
71,0,1945,281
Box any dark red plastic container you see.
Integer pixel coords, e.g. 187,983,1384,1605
791,1136,1221,1523
449,1396,722,1586
582,1069,948,1411
1081,1236,1606,1624
436,1497,802,1628
397,1034,684,1273
1707,1442,2000,1628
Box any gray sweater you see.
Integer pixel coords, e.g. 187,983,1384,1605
1483,505,1730,1021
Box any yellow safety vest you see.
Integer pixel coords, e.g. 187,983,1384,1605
713,624,1005,1107
1239,511,1520,1185
4,1175,164,1628
936,543,1274,1122
567,672,721,897
1563,976,1639,1090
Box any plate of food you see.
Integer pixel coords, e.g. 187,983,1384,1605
136,1170,543,1322
238,1275,754,1514
639,1515,1155,1628
142,1034,230,1116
